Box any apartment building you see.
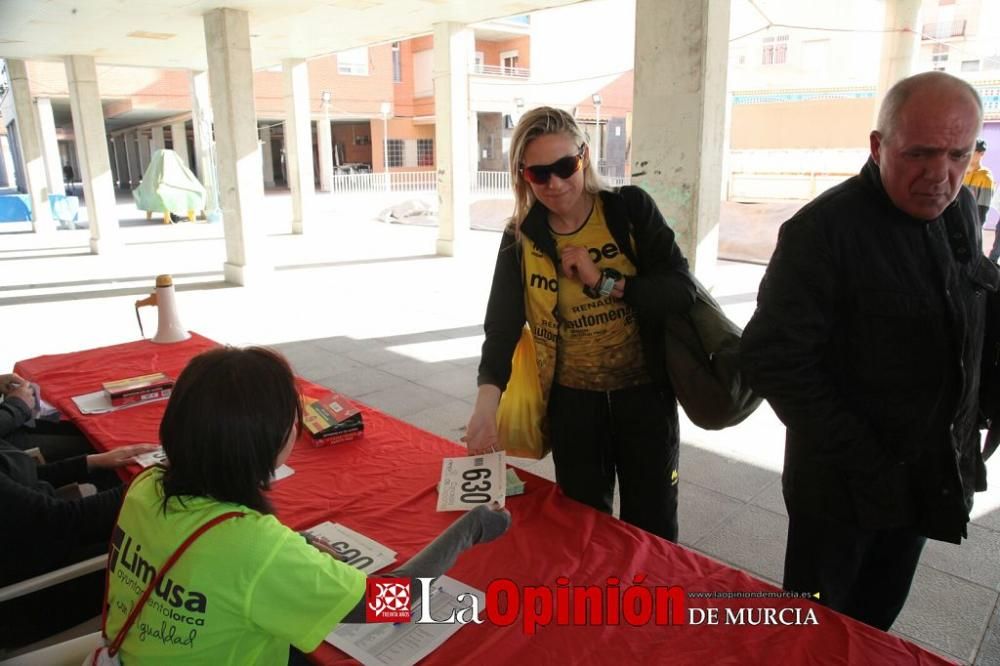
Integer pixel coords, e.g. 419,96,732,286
0,0,636,196
726,0,1000,218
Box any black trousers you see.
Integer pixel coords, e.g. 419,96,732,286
548,382,679,542
783,510,926,631
8,419,95,461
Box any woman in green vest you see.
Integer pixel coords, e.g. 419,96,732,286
103,346,510,664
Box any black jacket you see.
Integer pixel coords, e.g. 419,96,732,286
741,158,998,543
0,397,123,584
477,185,696,392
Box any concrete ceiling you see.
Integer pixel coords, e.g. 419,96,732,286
0,0,582,71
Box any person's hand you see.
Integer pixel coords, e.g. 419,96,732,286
463,385,502,456
560,245,600,288
87,444,159,470
0,373,26,396
469,502,512,544
6,382,35,407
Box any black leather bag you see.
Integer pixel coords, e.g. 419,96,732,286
664,276,762,430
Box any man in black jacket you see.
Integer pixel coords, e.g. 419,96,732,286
741,71,996,631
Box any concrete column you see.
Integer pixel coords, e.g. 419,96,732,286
631,0,730,281
112,134,132,190
432,22,474,256
282,58,315,233
260,125,275,187
0,136,10,187
317,116,333,192
114,135,130,189
126,132,142,186
190,70,217,211
874,0,922,123
6,60,54,233
191,74,210,182
107,137,119,189
65,55,120,253
170,121,189,170
35,97,66,197
151,125,166,153
137,131,151,175
204,7,266,285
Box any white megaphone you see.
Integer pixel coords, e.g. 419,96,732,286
135,274,190,343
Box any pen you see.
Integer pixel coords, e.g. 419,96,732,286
302,533,349,562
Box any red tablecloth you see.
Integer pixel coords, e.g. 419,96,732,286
14,337,953,666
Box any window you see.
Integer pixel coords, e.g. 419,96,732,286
931,43,949,71
338,47,369,76
761,35,789,65
392,42,402,83
474,51,485,73
417,139,433,166
413,50,433,97
961,59,980,72
500,50,520,74
386,139,404,167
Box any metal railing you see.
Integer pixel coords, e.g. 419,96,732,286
329,171,436,193
471,64,530,78
327,170,631,195
476,171,511,192
921,19,966,40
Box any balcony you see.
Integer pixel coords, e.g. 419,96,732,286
471,64,530,78
921,19,967,40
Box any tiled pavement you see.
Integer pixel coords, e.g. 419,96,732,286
1,191,998,664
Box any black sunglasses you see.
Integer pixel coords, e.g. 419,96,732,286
519,145,586,185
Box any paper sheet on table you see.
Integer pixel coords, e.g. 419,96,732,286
71,389,169,415
303,522,396,573
436,451,506,511
325,576,483,666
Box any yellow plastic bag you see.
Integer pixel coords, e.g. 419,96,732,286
496,327,549,459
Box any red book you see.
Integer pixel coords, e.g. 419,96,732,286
102,372,174,407
301,390,364,446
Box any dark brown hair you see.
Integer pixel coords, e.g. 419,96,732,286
159,346,302,514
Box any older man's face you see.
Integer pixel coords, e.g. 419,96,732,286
870,91,980,220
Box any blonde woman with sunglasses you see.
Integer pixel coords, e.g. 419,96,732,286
464,106,696,542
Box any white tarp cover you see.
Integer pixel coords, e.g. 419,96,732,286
132,149,206,213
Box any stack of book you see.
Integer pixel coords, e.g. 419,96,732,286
301,390,364,446
102,372,174,407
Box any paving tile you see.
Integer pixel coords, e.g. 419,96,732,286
309,336,367,354
378,358,461,383
894,565,997,664
344,345,410,367
314,366,406,398
975,511,1000,534
358,382,456,419
402,398,474,443
692,504,788,585
679,443,779,502
921,523,1000,591
974,599,1000,665
412,365,479,400
271,343,362,380
678,481,748,548
748,479,787,517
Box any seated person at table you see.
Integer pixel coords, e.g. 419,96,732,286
0,372,94,460
104,347,511,665
0,373,155,649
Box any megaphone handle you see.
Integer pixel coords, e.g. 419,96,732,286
135,304,145,338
